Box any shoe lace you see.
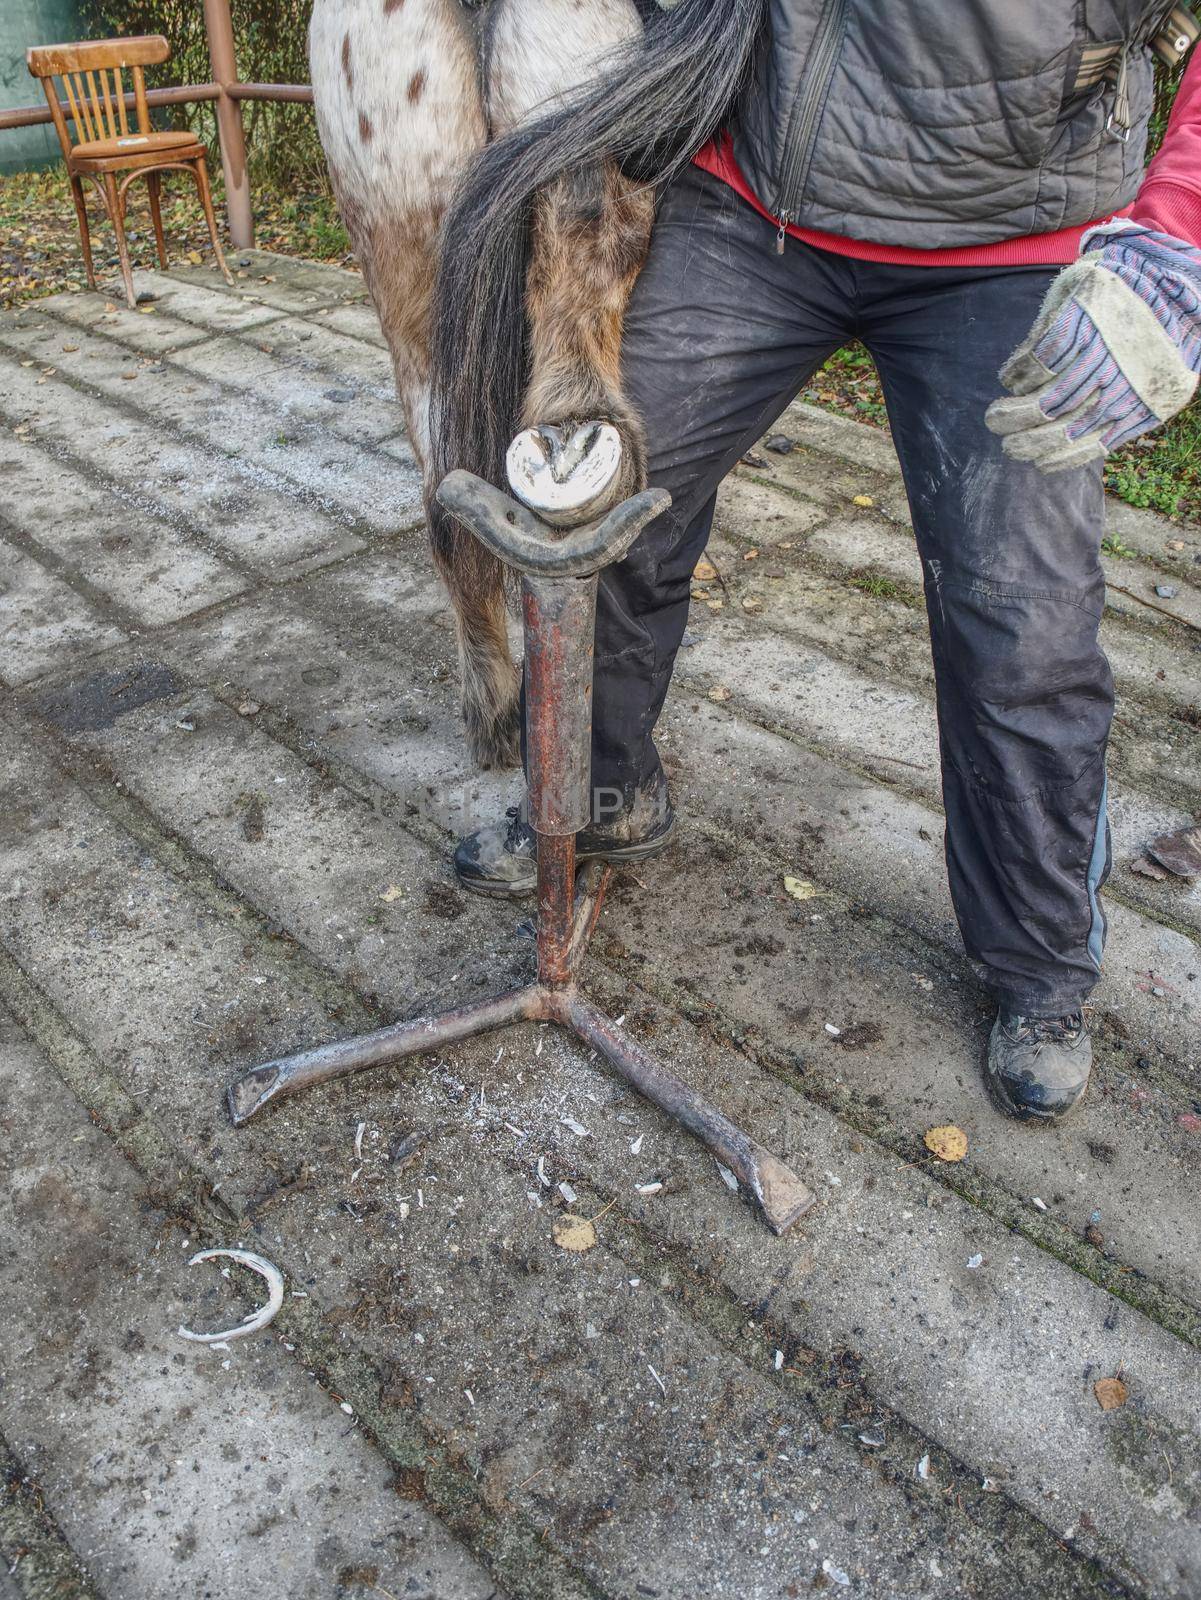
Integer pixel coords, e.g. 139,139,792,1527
503,803,527,847
1012,1012,1084,1046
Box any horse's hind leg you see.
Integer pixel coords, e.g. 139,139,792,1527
310,0,520,767
517,162,655,519
488,0,653,522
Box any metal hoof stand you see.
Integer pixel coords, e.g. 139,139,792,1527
226,462,816,1235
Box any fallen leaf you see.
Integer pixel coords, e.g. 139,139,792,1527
1129,855,1169,881
1094,1376,1128,1412
924,1125,968,1163
707,685,732,703
380,884,404,903
693,558,718,581
60,343,78,353
1146,823,1201,880
552,1214,596,1253
741,596,764,613
783,875,818,901
852,493,874,508
187,249,203,265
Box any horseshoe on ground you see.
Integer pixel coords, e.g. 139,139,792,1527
176,1248,285,1344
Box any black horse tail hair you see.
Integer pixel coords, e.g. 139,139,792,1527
428,0,768,503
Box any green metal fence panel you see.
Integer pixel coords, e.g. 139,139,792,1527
1,0,83,173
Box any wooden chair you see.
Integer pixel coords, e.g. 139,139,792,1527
26,35,234,310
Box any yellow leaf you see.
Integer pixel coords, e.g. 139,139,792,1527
923,1125,968,1163
380,884,404,903
853,494,874,508
187,250,202,265
552,1214,596,1253
783,876,817,901
693,557,718,581
1094,1376,1128,1412
707,685,732,703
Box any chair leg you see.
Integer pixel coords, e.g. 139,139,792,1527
146,171,169,270
192,160,235,286
102,172,137,310
68,176,96,291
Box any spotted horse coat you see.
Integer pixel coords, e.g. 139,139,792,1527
310,0,753,766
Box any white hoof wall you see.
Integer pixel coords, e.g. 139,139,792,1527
506,422,623,528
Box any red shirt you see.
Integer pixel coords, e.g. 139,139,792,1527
695,49,1201,264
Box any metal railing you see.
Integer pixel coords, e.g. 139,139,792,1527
0,0,313,248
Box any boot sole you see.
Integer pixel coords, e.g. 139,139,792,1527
455,817,676,900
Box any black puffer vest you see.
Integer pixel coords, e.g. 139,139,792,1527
735,1,1172,246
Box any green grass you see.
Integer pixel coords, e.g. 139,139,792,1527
848,571,913,604
1101,532,1138,559
804,342,1201,529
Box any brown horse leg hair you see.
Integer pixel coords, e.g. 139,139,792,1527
521,160,656,506
357,199,520,770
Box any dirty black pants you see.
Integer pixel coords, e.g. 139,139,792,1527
589,162,1113,1018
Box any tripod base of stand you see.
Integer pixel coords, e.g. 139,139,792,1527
227,864,816,1236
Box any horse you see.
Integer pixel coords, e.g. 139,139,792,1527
308,0,765,766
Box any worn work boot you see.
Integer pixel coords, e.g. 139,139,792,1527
985,1010,1092,1122
454,776,676,898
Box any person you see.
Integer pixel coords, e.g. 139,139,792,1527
454,4,1201,1123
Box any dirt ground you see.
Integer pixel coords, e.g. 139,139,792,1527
0,251,1199,1600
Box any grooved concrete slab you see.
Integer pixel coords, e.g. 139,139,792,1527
2,253,1199,1600
0,1008,504,1600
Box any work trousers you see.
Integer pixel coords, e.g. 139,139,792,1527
584,163,1113,1016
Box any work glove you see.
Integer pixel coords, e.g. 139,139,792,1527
985,221,1201,472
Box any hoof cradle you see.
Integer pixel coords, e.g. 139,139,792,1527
506,422,623,528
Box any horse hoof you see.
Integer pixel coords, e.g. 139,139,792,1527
506,422,624,528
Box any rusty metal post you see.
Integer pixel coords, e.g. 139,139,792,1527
224,463,818,1236
563,995,815,1235
228,986,540,1125
523,575,596,985
203,0,254,249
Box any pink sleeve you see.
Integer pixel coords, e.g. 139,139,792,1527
1130,51,1201,245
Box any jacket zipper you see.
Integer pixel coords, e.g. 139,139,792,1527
771,0,848,252
1106,45,1131,141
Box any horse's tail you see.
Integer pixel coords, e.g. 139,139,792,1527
428,0,766,764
